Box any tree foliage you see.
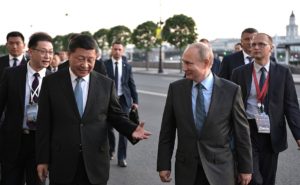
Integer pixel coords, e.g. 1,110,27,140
93,28,109,50
0,45,7,55
107,25,131,47
162,14,197,49
132,21,158,51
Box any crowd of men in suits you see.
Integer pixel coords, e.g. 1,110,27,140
0,28,300,185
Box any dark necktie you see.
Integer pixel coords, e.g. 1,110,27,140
259,67,266,90
31,73,40,103
114,62,119,92
246,56,253,64
74,78,83,117
13,58,18,67
195,83,206,136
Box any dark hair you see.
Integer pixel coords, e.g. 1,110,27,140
241,28,258,37
28,32,52,49
6,31,25,42
112,40,124,46
68,34,97,53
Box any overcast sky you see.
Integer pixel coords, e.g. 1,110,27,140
0,0,299,45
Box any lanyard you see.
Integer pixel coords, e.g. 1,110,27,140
252,65,269,103
27,78,41,103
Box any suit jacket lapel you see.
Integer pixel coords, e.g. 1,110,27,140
82,72,97,120
205,76,223,128
183,80,199,136
121,61,127,84
106,60,114,79
60,70,81,119
18,66,27,107
20,56,27,65
245,64,253,99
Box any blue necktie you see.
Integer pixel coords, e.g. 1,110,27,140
259,67,266,90
74,78,83,117
195,83,206,136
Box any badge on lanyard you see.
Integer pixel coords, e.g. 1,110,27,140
26,103,38,122
254,112,271,133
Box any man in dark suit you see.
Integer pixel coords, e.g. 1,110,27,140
0,32,53,185
199,38,221,74
35,34,150,185
0,31,28,78
231,33,300,185
104,41,138,167
219,28,258,80
0,31,28,182
157,43,252,185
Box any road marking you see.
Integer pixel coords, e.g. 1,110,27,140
137,90,167,97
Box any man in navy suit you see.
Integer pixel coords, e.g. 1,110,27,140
35,34,150,185
104,41,138,167
232,33,300,185
219,28,258,80
0,32,53,185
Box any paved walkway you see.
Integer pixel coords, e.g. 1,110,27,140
133,67,300,84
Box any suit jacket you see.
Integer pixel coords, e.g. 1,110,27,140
0,55,28,78
0,65,50,163
231,62,300,153
219,51,245,80
157,75,252,185
211,58,221,75
35,69,138,184
104,59,138,110
58,59,107,75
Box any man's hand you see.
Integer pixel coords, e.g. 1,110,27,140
132,122,151,140
37,164,49,182
132,103,138,109
159,170,172,183
238,173,252,185
296,140,300,149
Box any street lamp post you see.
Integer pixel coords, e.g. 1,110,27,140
156,21,164,73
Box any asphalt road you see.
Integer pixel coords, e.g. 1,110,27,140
107,73,300,185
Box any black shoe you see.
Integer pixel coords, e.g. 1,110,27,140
118,160,127,167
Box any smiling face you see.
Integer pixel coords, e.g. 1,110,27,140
69,48,97,77
182,43,212,83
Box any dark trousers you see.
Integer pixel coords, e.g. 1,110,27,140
248,119,278,185
50,154,106,185
0,131,43,185
194,160,210,185
108,95,129,161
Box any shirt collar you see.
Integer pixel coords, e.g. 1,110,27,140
9,54,24,61
27,62,46,78
193,72,214,91
253,60,270,73
242,50,251,60
69,68,90,83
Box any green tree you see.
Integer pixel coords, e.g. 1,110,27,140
52,35,65,52
132,21,158,69
107,25,132,47
81,31,92,37
0,45,7,56
93,28,109,50
162,14,198,72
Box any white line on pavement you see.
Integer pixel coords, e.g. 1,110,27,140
137,90,167,97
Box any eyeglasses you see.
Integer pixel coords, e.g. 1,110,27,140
32,48,54,56
251,42,269,49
